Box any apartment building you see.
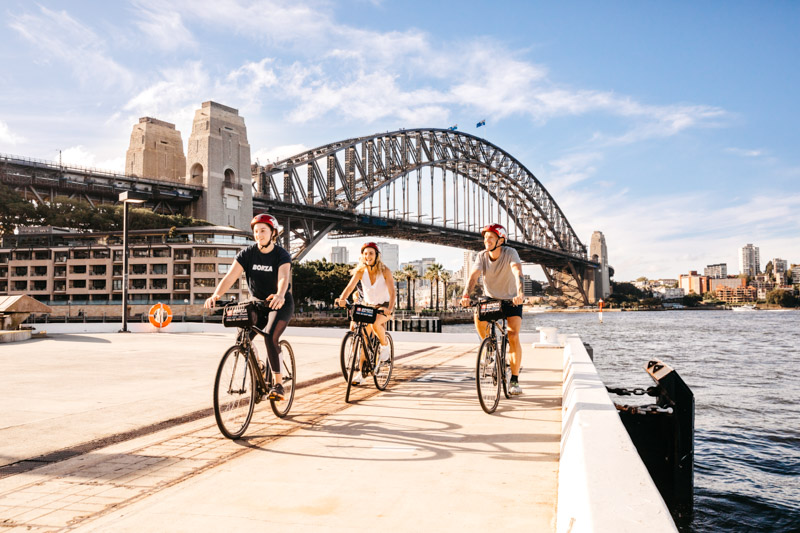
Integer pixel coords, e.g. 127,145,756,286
714,285,756,303
704,263,727,278
0,226,253,306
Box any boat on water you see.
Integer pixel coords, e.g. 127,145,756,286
732,304,758,312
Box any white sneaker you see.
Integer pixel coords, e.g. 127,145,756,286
351,371,362,385
379,344,391,362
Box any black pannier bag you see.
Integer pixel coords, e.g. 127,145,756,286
222,302,257,328
350,304,378,324
478,299,504,322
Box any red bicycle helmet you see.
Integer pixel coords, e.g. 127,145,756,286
480,224,507,241
250,213,279,232
361,242,380,254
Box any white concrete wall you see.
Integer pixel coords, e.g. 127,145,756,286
556,334,677,533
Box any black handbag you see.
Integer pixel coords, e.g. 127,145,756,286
350,304,378,324
222,302,257,328
477,299,504,322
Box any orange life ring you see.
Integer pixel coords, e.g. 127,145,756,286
148,303,173,328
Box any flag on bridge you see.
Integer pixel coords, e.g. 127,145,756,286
448,124,458,131
476,119,486,128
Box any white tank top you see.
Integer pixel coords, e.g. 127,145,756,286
360,267,390,305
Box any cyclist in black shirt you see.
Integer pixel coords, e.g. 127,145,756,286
204,213,294,400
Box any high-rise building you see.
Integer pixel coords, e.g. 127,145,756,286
772,258,788,277
589,231,610,300
331,246,349,264
404,258,437,280
377,242,399,271
462,250,478,283
704,263,728,278
738,244,760,276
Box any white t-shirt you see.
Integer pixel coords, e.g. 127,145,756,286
472,247,522,300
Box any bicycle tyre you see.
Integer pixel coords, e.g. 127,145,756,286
476,336,501,414
345,335,362,403
373,333,394,391
339,330,357,382
501,337,512,399
213,345,256,439
270,340,296,418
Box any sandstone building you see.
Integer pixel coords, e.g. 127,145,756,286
125,117,187,183
186,102,253,232
123,102,254,232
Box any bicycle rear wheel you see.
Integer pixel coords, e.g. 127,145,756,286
270,340,296,418
476,336,501,414
339,330,357,382
373,333,394,391
214,345,256,439
345,336,363,403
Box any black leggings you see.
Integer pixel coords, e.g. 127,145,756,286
250,294,294,374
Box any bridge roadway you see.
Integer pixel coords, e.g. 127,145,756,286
0,328,561,532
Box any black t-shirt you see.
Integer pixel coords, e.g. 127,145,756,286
235,244,292,300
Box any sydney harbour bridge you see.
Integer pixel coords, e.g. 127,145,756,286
1,126,600,305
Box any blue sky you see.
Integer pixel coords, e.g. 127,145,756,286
1,0,798,280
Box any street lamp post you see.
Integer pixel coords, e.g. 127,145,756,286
118,191,148,332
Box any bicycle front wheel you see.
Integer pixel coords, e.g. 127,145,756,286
339,330,357,382
270,340,296,418
476,336,501,414
345,336,363,404
214,345,256,439
373,333,394,391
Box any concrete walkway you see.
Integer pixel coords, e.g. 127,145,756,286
0,330,561,532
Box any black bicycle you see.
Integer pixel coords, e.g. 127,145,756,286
473,298,513,414
341,302,395,403
212,300,296,439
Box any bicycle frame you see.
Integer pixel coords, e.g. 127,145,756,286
231,324,274,400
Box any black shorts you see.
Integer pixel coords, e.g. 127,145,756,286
502,300,523,319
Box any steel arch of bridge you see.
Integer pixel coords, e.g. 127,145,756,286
253,128,598,304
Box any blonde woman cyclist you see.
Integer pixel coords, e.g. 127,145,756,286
335,242,396,385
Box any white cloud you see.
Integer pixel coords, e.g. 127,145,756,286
545,152,603,196
131,0,197,51
0,121,25,146
8,6,133,90
560,186,800,280
725,147,765,158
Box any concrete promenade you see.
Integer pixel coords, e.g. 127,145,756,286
0,328,561,532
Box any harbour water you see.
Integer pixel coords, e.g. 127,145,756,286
445,310,800,532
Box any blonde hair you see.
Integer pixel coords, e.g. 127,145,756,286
352,253,389,277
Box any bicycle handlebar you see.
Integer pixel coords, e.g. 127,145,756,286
342,301,386,315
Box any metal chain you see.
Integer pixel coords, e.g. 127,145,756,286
606,386,660,397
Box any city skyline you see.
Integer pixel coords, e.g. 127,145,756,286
1,1,799,279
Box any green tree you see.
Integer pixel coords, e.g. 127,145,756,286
440,271,452,310
392,270,404,308
765,261,774,280
766,289,799,308
292,259,352,306
682,293,703,307
401,264,418,310
0,182,36,237
424,263,444,311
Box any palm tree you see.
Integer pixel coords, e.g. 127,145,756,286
425,263,444,311
440,271,451,311
402,264,418,311
392,270,404,309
